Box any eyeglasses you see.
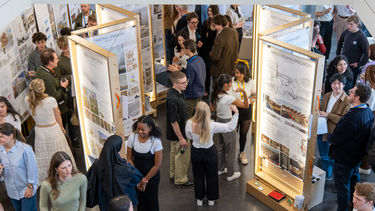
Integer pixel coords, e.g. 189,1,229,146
177,79,189,85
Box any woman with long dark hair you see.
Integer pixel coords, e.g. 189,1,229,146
39,151,87,211
226,5,244,47
0,123,38,211
0,96,21,131
201,5,219,95
211,74,248,182
324,55,354,94
127,115,163,211
229,60,256,165
86,135,143,211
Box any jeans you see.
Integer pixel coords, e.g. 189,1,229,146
334,162,360,211
317,135,333,178
10,194,37,211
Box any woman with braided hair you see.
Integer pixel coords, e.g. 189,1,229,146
25,78,75,183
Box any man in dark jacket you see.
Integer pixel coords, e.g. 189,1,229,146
36,48,71,130
210,14,239,80
328,83,374,211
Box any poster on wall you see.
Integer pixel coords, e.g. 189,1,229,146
34,4,56,50
76,44,114,158
0,6,36,120
258,43,316,181
150,4,164,61
259,7,299,33
52,4,70,36
69,4,81,29
238,6,253,37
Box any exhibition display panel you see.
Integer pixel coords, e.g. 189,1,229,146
248,5,325,210
69,35,124,169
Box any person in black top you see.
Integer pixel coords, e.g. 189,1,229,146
328,83,374,211
324,55,354,94
336,14,369,82
166,71,193,187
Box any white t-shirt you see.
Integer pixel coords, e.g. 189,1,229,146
228,78,256,101
352,207,375,211
185,114,238,149
326,92,341,113
127,133,163,155
226,6,242,25
25,97,57,125
316,5,334,22
367,89,375,111
215,94,236,119
4,114,21,131
336,5,355,17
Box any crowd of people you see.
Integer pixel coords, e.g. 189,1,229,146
2,3,375,211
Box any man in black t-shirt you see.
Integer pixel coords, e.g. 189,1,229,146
166,71,193,187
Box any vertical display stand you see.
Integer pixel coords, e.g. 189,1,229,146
69,35,124,169
247,5,325,210
96,4,157,117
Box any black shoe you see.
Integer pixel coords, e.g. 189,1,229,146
175,181,194,187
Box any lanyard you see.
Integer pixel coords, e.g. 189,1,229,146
187,55,198,63
83,10,92,27
353,103,367,108
236,80,245,100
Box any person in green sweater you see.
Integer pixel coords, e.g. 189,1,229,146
40,151,87,211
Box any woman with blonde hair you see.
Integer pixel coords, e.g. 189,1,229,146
185,101,238,206
25,79,75,183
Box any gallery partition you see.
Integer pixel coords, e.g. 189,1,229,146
248,5,325,210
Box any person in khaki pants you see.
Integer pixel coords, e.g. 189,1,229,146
166,71,193,187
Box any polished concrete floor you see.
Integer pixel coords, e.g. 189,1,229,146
2,103,375,211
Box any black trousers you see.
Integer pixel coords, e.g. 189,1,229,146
319,20,333,59
191,145,219,200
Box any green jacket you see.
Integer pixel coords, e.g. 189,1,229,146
74,10,96,30
35,66,70,114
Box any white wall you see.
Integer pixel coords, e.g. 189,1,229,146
0,0,31,30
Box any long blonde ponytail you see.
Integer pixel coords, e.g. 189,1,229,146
190,101,211,145
27,79,48,116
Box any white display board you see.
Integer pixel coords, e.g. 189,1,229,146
75,44,114,159
0,6,36,120
52,4,70,36
259,7,299,33
258,43,316,181
34,4,57,50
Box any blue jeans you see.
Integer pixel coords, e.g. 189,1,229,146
317,135,333,178
334,162,360,211
10,194,37,211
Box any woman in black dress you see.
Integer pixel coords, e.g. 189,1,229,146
127,116,163,211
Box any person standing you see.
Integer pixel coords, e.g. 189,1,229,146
168,39,206,116
315,5,334,60
0,97,21,131
318,73,351,180
210,14,239,80
324,55,354,94
27,32,47,77
226,5,244,48
74,4,96,30
334,5,356,40
0,123,38,211
211,74,248,182
39,151,87,211
166,71,193,187
178,12,203,49
228,60,256,165
127,116,163,211
185,101,238,206
329,83,374,211
36,48,71,133
25,79,75,183
336,14,369,82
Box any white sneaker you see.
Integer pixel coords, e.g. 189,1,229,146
196,199,203,206
359,167,371,175
218,168,227,175
239,152,248,165
227,172,241,181
208,200,215,206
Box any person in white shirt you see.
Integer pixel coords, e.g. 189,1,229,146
210,74,248,182
352,182,375,211
0,96,21,131
226,5,244,48
185,101,238,206
315,5,334,59
228,60,255,165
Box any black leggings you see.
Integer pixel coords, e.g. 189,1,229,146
238,120,251,153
